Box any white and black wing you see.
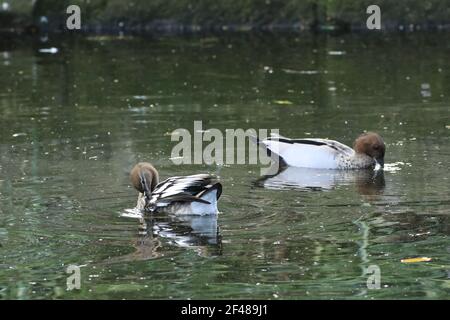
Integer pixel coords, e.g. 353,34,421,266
274,137,354,156
260,137,354,169
148,174,222,210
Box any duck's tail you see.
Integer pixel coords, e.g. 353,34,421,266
249,135,287,169
191,183,221,215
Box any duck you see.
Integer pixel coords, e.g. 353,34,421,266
254,132,385,169
130,162,222,215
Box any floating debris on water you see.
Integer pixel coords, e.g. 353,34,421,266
169,156,184,161
328,51,346,56
12,133,27,137
401,257,432,263
282,69,319,75
132,95,150,100
274,100,293,105
420,83,431,98
263,66,274,74
38,47,59,54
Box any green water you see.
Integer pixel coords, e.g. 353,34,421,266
0,33,449,299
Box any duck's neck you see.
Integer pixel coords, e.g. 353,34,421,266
137,192,146,210
338,152,375,169
349,152,376,169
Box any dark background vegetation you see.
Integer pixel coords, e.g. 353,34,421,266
1,0,450,33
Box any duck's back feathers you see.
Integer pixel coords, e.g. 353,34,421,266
147,174,222,215
283,138,353,155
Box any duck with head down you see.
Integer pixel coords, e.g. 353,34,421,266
352,132,385,168
130,162,222,215
254,132,386,170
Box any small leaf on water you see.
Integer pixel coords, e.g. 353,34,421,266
12,133,27,138
274,100,293,105
401,257,432,263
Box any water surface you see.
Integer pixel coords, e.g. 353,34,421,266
0,33,449,299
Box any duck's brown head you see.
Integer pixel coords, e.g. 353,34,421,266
353,132,386,167
130,162,160,195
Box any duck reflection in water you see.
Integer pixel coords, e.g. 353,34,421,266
116,210,223,262
257,164,385,196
